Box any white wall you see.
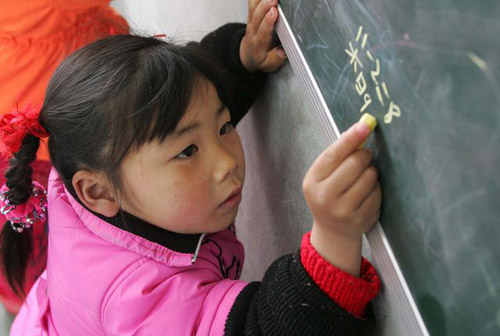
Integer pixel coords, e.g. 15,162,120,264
112,0,248,42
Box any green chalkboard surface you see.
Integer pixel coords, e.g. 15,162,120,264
280,0,500,334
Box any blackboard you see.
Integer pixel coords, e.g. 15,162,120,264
279,0,500,335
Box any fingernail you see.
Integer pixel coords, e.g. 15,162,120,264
268,8,275,17
355,122,370,137
277,47,287,58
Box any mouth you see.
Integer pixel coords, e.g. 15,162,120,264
220,185,242,209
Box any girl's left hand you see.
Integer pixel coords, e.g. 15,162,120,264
240,0,287,73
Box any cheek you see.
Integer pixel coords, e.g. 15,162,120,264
167,175,211,219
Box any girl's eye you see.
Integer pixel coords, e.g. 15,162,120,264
176,145,198,159
220,121,234,136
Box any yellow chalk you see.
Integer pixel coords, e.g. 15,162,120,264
359,113,377,148
359,113,377,132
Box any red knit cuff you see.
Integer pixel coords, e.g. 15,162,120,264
300,231,381,318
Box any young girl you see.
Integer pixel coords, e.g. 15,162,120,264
0,0,285,314
2,25,381,336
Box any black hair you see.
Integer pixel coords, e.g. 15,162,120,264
0,34,231,295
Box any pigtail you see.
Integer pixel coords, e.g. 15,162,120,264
0,134,40,295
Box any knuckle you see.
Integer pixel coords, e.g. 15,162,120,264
344,155,357,167
334,204,351,220
302,176,317,198
322,147,337,163
304,185,328,208
255,1,266,13
266,9,277,20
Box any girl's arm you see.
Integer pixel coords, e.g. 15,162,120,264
193,0,286,125
225,122,382,335
303,119,381,276
196,23,266,125
225,249,379,335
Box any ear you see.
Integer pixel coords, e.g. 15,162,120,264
72,170,120,217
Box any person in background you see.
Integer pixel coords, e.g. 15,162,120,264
0,0,286,317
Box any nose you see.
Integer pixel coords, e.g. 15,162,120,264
212,143,238,183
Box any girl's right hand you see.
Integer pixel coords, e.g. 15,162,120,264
302,122,381,276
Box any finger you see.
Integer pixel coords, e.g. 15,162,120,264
248,0,261,22
326,149,374,194
343,165,378,209
258,47,287,72
307,122,372,182
255,7,278,46
253,0,277,29
358,182,382,217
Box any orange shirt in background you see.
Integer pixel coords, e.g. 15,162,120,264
0,0,129,161
0,0,128,314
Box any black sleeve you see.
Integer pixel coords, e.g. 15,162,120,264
224,253,376,336
193,23,268,125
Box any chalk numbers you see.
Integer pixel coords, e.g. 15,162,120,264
345,26,402,124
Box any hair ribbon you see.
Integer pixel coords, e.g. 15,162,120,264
0,104,49,160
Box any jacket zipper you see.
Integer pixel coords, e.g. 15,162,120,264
191,233,206,263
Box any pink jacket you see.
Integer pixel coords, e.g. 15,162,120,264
11,169,248,335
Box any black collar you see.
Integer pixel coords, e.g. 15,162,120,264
65,181,203,254
98,210,203,254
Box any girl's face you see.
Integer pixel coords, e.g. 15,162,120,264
118,82,245,234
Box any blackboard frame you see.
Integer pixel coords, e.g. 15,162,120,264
275,5,429,335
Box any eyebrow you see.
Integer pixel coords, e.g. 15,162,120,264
216,103,226,116
172,103,227,138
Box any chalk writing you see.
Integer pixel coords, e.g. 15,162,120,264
355,71,367,95
345,26,402,124
384,101,402,123
345,41,363,73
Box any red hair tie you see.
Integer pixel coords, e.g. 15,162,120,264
0,104,49,160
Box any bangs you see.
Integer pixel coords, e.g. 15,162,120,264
103,41,231,173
